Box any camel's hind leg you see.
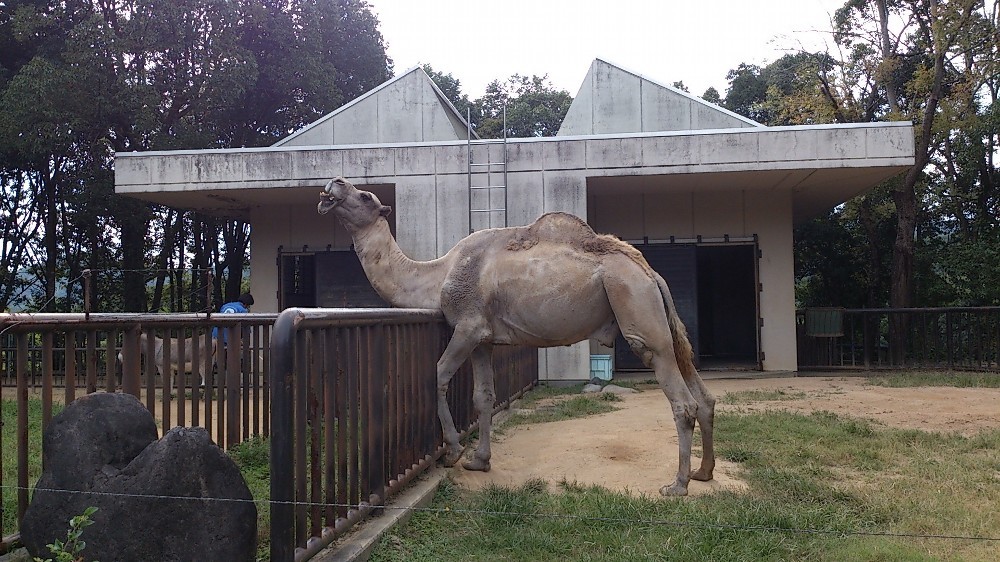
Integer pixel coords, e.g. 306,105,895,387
606,277,698,496
436,326,481,467
683,370,716,481
463,344,496,472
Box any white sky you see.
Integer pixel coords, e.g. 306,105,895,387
368,0,845,99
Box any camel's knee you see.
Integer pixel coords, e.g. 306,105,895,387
473,388,496,411
671,401,698,427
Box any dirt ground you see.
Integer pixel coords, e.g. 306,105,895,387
450,376,1000,497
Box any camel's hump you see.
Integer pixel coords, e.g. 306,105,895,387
504,212,641,260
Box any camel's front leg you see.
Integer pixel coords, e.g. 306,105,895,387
463,344,495,472
436,328,479,467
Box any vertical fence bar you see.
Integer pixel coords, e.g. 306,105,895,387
41,332,53,429
122,326,141,398
16,333,29,523
270,309,299,562
336,327,349,521
243,327,252,442
105,328,118,393
144,332,156,415
191,329,202,428
177,330,187,427
294,328,309,548
226,324,241,449
160,328,173,430
86,330,97,394
64,331,77,405
263,323,272,438
323,328,338,526
309,329,323,540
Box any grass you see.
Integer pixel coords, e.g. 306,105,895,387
1,398,57,540
722,388,807,404
867,371,1000,388
499,383,621,431
228,435,270,561
369,379,1000,562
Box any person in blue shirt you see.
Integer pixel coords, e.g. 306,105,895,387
212,292,253,339
212,293,254,375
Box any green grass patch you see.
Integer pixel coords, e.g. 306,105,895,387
228,435,271,561
503,393,621,429
722,388,808,404
867,371,1000,388
1,398,58,539
371,406,1000,562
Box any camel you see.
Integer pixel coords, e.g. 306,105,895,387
316,177,715,496
120,333,211,392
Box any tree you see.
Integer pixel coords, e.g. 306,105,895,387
476,74,572,138
0,0,393,311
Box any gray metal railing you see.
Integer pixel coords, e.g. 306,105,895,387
797,307,1000,370
268,308,538,561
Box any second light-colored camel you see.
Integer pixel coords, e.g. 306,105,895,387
317,177,715,495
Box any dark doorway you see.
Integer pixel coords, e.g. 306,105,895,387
614,243,759,371
279,251,386,309
696,245,758,368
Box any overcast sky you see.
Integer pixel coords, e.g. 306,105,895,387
367,0,845,99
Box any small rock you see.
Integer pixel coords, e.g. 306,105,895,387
601,384,638,395
582,383,603,393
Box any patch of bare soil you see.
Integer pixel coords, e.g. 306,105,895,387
450,377,1000,497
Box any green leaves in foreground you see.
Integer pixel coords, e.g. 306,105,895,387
371,410,1000,562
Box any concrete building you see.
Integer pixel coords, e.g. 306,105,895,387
115,59,915,379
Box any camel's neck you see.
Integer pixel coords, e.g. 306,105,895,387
351,218,448,309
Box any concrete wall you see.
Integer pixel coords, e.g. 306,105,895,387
276,69,469,147
558,59,760,136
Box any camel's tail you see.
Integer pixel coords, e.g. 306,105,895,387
654,272,698,379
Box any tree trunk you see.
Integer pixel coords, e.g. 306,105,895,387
119,200,151,312
888,0,947,362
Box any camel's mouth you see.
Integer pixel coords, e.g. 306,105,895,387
317,192,341,215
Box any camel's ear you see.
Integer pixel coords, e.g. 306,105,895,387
379,205,392,217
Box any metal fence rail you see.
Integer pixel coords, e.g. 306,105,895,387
269,308,539,562
797,307,1000,371
0,312,276,551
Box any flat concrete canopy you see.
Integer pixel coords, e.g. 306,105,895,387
116,121,913,223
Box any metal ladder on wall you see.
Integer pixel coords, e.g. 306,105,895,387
467,106,508,233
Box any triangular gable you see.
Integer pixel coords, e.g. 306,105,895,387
274,66,476,147
557,58,762,136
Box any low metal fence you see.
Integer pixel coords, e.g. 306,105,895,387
0,312,276,551
797,307,1000,371
268,308,539,561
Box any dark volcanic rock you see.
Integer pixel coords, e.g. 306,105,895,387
20,393,256,561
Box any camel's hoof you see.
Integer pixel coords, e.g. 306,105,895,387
690,468,714,482
462,458,491,472
659,482,689,497
442,448,464,468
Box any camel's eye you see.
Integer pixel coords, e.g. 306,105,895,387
360,192,372,202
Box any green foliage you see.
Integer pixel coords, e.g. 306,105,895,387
0,0,392,312
475,74,572,138
33,507,99,562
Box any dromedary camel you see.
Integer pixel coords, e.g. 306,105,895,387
317,177,715,496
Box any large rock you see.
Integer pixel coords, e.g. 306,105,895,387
20,393,256,561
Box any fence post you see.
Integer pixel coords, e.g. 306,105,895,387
270,308,302,562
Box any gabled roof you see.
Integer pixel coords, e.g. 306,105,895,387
558,58,762,136
274,66,477,147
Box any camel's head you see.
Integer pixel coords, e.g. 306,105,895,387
317,177,391,231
